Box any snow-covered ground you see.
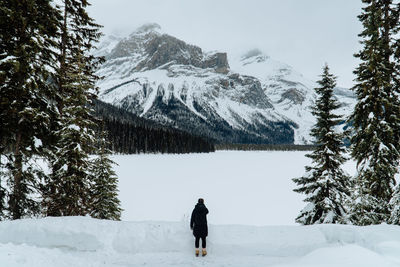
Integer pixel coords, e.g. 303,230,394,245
1,217,400,266
3,151,400,267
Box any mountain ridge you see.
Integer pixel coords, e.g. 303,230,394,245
95,24,356,144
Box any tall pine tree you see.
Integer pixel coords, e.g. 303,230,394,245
0,0,59,219
293,65,350,225
43,0,104,216
348,0,400,225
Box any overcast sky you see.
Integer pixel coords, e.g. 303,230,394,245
88,0,364,88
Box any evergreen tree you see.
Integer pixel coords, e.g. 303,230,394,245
348,0,400,225
293,65,350,225
43,0,104,216
44,46,98,216
90,129,122,220
0,0,59,219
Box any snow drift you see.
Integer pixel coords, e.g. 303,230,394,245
1,217,400,267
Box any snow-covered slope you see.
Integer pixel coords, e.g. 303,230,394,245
229,49,356,143
1,217,400,267
230,50,315,143
96,23,356,144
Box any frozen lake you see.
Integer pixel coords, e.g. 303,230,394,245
114,150,356,226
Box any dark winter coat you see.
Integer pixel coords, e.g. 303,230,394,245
190,203,209,237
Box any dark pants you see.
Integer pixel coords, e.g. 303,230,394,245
195,236,206,248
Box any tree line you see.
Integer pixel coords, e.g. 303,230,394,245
293,0,400,226
215,144,316,151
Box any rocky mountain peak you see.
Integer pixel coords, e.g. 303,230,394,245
105,23,229,74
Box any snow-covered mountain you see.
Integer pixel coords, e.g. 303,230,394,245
96,23,356,144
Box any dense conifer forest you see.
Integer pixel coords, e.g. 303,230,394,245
93,100,215,154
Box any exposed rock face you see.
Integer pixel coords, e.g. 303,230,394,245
279,89,305,105
105,26,229,74
203,53,229,74
140,34,203,70
227,74,273,109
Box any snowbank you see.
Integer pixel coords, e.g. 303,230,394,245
1,217,400,266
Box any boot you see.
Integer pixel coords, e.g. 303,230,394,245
195,249,199,257
202,248,207,257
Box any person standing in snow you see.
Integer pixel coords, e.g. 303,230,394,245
190,198,209,257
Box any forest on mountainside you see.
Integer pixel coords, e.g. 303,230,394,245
93,100,215,154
